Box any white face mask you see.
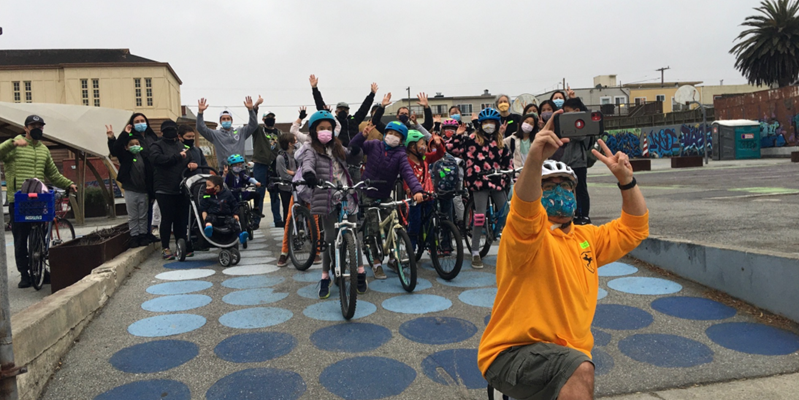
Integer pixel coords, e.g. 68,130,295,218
385,135,401,148
482,123,496,134
521,122,534,133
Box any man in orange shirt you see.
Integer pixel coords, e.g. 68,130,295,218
478,110,649,400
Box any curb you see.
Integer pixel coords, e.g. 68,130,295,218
10,243,156,400
630,236,799,323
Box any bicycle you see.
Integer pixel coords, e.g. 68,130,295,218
51,189,76,246
462,168,521,258
413,191,464,280
277,179,319,271
361,195,418,292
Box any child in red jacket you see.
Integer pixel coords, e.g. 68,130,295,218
404,130,446,252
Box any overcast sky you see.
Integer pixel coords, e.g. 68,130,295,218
3,0,761,122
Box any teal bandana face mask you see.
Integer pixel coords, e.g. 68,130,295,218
541,185,576,217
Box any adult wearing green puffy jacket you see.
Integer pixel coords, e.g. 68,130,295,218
0,115,77,288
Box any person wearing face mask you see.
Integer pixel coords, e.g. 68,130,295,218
403,130,446,252
150,120,195,260
310,74,378,148
178,125,208,178
224,154,261,225
370,92,435,136
107,124,154,248
200,175,247,244
560,98,594,225
494,94,522,138
196,95,262,171
550,86,577,111
504,112,540,170
478,122,648,400
1,115,77,288
252,111,281,227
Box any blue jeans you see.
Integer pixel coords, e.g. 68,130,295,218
253,162,278,225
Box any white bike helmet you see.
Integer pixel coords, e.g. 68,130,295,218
542,160,578,183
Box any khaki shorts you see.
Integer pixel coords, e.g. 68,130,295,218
485,342,592,400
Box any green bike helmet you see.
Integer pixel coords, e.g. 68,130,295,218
404,129,425,147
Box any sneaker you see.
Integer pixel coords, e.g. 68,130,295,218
204,225,214,237
185,251,194,258
137,235,151,247
146,233,160,243
162,249,175,260
471,254,483,269
318,278,331,299
372,264,387,280
277,254,289,267
357,272,368,294
239,231,249,244
275,221,285,228
386,258,399,273
129,235,142,249
313,255,322,265
18,273,31,289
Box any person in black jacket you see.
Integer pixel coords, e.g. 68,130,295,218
370,92,434,134
120,113,160,243
150,120,195,260
200,175,246,242
178,125,208,177
309,74,377,147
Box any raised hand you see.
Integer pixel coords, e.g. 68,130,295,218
381,93,392,107
456,123,467,136
309,74,319,88
433,114,442,123
298,106,307,120
363,122,375,136
255,95,264,107
180,149,188,158
124,124,133,133
567,85,576,99
417,92,429,108
14,138,28,147
498,122,508,137
410,112,418,124
244,96,254,110
371,82,379,94
198,98,209,113
593,139,634,185
105,125,115,138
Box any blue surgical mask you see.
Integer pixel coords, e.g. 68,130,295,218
134,123,147,133
221,121,232,129
553,99,565,109
541,185,576,218
451,114,461,122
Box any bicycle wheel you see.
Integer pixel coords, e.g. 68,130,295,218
338,231,359,320
288,206,318,271
463,197,494,258
51,217,75,246
393,228,417,292
244,204,255,241
414,228,426,263
431,220,464,281
28,224,47,290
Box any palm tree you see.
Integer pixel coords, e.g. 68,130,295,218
730,0,799,88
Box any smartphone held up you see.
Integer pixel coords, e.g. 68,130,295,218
554,111,604,138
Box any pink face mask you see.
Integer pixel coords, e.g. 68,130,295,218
317,130,333,144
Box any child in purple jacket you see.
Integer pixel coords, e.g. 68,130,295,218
349,121,424,279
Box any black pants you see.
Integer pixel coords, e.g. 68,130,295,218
279,191,291,222
9,203,32,274
205,214,240,234
156,193,189,249
573,167,590,218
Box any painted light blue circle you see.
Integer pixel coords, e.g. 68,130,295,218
311,323,392,353
436,271,495,288
422,349,486,389
214,332,296,363
110,340,198,373
706,322,799,355
163,259,216,270
95,379,190,400
141,294,212,313
651,296,737,320
293,272,321,283
400,317,477,345
593,304,653,330
222,289,288,306
382,294,452,314
592,348,614,375
598,262,639,277
593,328,612,347
222,275,285,290
206,368,306,400
127,314,206,337
459,288,497,308
619,334,714,367
303,300,377,322
320,357,415,400
484,314,491,326
219,307,293,329
597,287,608,300
370,277,432,293
608,277,682,295
297,282,339,299
147,281,213,295
482,255,497,266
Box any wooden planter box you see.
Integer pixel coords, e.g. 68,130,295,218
792,151,799,163
671,156,703,169
629,159,651,172
49,223,131,293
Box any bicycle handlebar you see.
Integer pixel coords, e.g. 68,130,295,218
477,168,523,178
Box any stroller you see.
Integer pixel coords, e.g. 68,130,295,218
174,167,242,267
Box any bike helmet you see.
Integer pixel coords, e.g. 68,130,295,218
404,130,425,147
542,160,578,183
227,154,245,165
478,107,501,123
308,110,336,132
441,119,459,128
385,121,409,139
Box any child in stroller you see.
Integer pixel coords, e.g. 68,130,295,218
224,154,262,227
201,175,248,244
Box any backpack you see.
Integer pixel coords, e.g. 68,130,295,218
267,152,290,192
431,153,460,193
21,178,47,194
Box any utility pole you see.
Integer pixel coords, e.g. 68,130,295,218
562,78,566,92
406,87,411,112
1,207,24,398
656,66,670,85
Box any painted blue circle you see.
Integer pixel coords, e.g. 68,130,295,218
706,322,799,355
651,296,736,320
400,317,477,345
222,289,288,306
592,348,614,375
141,294,212,312
219,307,293,329
459,288,497,308
598,262,639,277
593,328,611,347
293,272,321,283
436,271,495,288
128,314,206,337
593,304,653,330
311,323,392,353
320,357,415,400
214,332,296,363
597,287,608,300
382,294,452,314
222,275,285,289
297,282,339,300
109,340,198,373
147,281,213,295
163,259,216,270
206,368,306,400
303,300,377,322
370,277,433,293
422,349,485,389
482,255,497,266
607,277,682,295
619,334,714,367
95,379,190,400
484,314,491,326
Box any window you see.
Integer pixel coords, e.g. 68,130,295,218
145,78,153,106
24,81,32,103
671,97,685,112
431,104,448,116
81,79,89,106
656,94,666,102
12,81,20,103
614,96,626,105
634,97,646,105
92,79,100,107
456,104,473,115
134,78,142,106
409,106,424,116
480,103,493,110
600,96,612,105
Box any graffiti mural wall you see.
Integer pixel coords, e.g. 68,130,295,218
602,124,712,158
714,86,799,148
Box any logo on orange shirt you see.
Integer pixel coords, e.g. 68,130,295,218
581,250,595,273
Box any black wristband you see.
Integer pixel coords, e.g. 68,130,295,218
618,177,637,191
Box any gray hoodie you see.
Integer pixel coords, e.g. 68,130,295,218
196,109,258,168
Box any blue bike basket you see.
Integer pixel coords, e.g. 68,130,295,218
14,190,55,222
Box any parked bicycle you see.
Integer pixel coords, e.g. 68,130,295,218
414,190,464,280
361,195,418,292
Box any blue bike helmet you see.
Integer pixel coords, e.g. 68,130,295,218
478,107,501,123
227,154,245,165
385,121,409,140
308,110,336,133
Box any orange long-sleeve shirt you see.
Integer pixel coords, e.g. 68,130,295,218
477,194,649,375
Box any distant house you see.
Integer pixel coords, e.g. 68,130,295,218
384,90,499,124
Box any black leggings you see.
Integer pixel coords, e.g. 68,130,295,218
156,193,189,249
279,191,291,222
573,167,590,218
